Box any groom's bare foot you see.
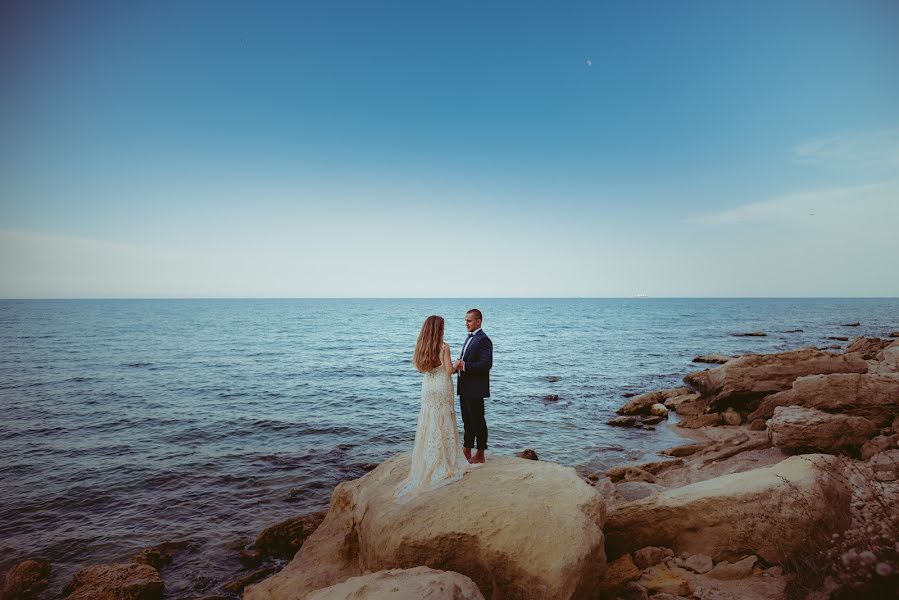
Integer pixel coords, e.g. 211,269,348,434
472,450,485,464
463,447,473,463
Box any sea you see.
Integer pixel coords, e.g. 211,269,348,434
1,298,897,598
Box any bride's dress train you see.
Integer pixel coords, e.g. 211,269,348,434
395,346,471,502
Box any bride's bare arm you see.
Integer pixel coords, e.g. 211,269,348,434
443,344,456,374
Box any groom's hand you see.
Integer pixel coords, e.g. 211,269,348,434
457,360,465,372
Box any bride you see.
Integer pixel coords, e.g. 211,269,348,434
394,315,472,502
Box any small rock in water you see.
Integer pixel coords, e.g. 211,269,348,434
649,403,669,418
784,328,804,333
63,563,163,600
641,415,664,426
828,336,849,341
731,331,767,337
255,511,327,559
842,321,861,327
546,375,561,382
692,353,734,364
542,394,560,403
132,541,189,570
608,416,639,427
362,463,379,472
890,331,899,338
223,565,277,594
517,448,539,460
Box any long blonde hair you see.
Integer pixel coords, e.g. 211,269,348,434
413,315,444,372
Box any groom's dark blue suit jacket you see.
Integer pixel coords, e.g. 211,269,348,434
457,330,492,399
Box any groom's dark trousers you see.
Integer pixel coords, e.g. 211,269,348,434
457,330,493,451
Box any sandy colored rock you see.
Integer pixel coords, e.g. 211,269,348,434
1,559,50,600
660,443,708,458
749,372,899,425
683,348,868,412
62,563,163,600
604,454,850,563
244,453,606,600
769,406,879,453
844,336,893,360
305,567,485,600
638,565,691,596
861,434,899,460
619,388,693,416
650,403,669,418
706,555,757,580
663,393,708,415
609,415,639,427
606,460,683,483
676,414,722,429
599,554,642,596
682,554,713,574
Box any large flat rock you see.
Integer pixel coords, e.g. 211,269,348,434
683,348,868,412
769,406,879,453
604,454,851,563
244,454,607,600
305,567,485,600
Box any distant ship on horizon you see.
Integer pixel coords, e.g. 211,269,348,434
633,292,649,299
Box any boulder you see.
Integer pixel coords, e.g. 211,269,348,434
706,555,757,580
604,454,850,563
609,416,640,427
769,406,879,453
599,555,642,596
619,388,693,416
844,337,893,360
861,434,899,461
244,454,607,600
683,348,868,412
676,414,722,429
870,449,899,482
632,547,674,570
62,563,163,600
305,567,485,600
682,554,713,574
871,341,899,374
131,541,188,571
890,331,899,338
517,449,539,460
607,460,684,483
749,373,899,425
650,404,669,418
255,511,327,559
663,393,708,416
1,559,50,600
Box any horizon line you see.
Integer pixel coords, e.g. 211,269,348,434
2,296,899,301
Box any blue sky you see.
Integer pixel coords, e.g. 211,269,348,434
1,0,898,297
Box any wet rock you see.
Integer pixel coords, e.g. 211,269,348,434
706,555,757,580
870,449,899,481
255,511,327,559
890,331,899,338
609,415,639,427
305,566,485,599
750,372,899,425
600,554,641,596
618,388,693,416
223,565,278,594
361,463,379,472
684,347,868,412
650,403,669,418
546,375,561,382
640,415,665,426
828,336,849,341
131,541,188,571
637,564,691,596
682,553,713,574
1,559,50,600
769,406,879,453
660,443,708,457
731,332,766,337
632,546,674,570
842,322,861,327
692,354,734,364
542,394,560,402
517,448,539,460
63,563,163,600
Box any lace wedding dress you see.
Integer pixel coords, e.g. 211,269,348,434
394,344,471,502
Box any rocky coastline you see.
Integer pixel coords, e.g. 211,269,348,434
4,332,898,600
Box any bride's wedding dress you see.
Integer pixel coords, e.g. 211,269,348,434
395,344,471,502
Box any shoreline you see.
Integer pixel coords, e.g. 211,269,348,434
4,329,899,599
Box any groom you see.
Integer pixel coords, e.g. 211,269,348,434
454,308,493,464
